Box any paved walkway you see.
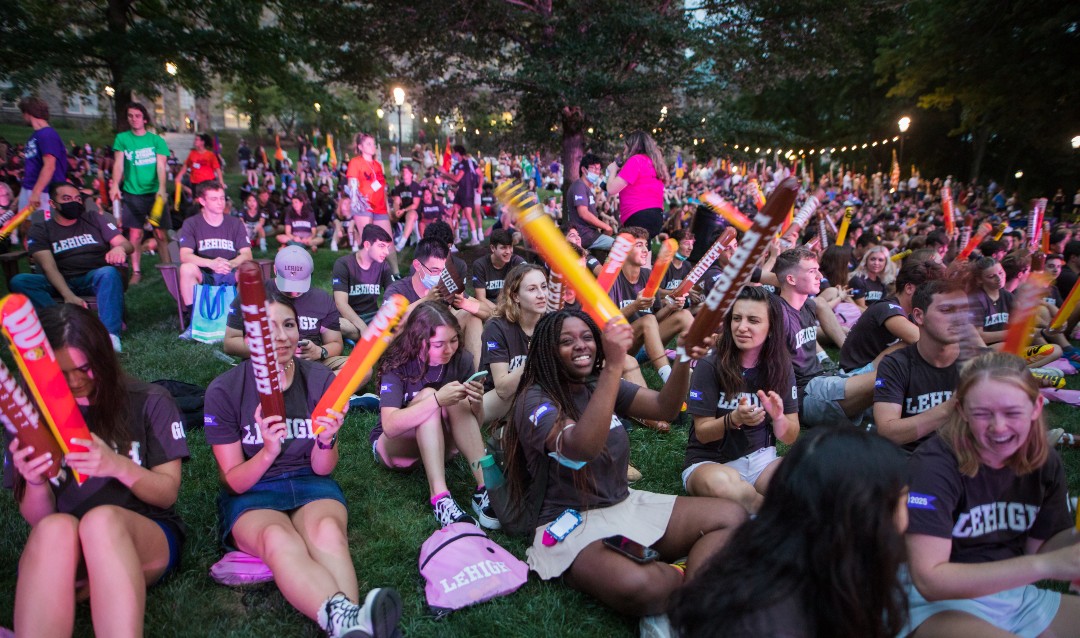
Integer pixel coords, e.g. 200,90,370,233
162,132,194,158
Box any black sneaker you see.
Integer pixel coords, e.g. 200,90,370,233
471,487,502,530
433,494,476,528
321,588,403,638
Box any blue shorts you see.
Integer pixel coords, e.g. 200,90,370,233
902,568,1060,637
198,269,238,286
801,367,872,429
217,469,346,551
151,518,184,585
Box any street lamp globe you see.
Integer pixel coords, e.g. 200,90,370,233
376,108,384,119
165,62,178,76
393,87,405,106
1072,135,1080,149
898,116,911,133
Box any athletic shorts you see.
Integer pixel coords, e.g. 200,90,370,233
121,191,170,230
902,568,1060,637
802,372,867,429
681,446,778,492
151,518,184,584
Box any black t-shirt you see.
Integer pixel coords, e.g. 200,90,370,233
3,380,189,533
204,359,335,480
391,182,423,212
838,297,907,371
226,283,340,344
479,317,530,391
874,345,959,452
26,212,121,278
609,268,652,321
453,158,479,204
372,351,474,444
849,274,888,304
907,436,1069,564
685,353,797,468
661,257,693,292
259,202,282,226
419,201,445,220
566,179,601,247
384,276,424,304
970,289,1013,332
470,254,525,300
177,213,250,260
331,254,393,316
284,206,316,237
240,206,265,225
514,379,639,525
1043,284,1063,309
779,295,822,405
1056,267,1078,301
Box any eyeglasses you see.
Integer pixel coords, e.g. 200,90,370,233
417,261,444,277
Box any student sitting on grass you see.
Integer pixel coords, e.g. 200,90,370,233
672,427,910,638
332,224,394,342
683,286,799,513
6,305,188,638
204,290,402,638
904,352,1080,637
371,301,498,529
501,309,746,617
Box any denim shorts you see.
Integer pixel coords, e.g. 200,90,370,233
152,518,184,584
217,468,346,551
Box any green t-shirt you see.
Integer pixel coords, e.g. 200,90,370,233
113,130,169,195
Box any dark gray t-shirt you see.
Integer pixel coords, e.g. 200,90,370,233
838,296,906,371
203,359,335,480
874,345,959,452
778,295,822,405
26,212,121,278
566,179,601,248
227,283,340,344
470,254,525,299
514,379,639,525
332,254,393,317
177,213,250,260
372,351,475,444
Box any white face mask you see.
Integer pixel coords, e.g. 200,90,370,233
585,172,600,185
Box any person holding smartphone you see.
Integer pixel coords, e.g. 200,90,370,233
371,302,497,529
500,309,746,617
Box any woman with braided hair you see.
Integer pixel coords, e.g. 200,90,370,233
501,309,746,616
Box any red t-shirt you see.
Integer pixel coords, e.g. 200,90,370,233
346,157,388,215
184,150,221,185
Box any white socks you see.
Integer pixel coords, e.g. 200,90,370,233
658,365,672,382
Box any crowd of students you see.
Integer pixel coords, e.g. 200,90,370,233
4,97,1080,637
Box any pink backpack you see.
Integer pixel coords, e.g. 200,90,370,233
418,522,528,617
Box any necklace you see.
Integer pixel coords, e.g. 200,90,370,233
282,359,295,374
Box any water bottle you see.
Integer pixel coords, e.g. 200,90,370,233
478,454,504,490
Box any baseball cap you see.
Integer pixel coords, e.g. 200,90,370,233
274,245,313,294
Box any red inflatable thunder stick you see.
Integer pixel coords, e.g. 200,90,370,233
957,223,993,261
679,178,798,359
595,233,635,293
0,294,93,484
237,261,286,423
668,227,737,299
779,190,824,248
941,186,955,236
1002,272,1053,356
700,192,752,233
642,239,679,298
0,358,65,483
546,270,566,312
313,295,409,433
495,181,628,329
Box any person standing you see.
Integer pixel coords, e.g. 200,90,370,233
346,134,397,272
606,130,667,240
175,133,224,196
110,102,172,281
17,96,67,214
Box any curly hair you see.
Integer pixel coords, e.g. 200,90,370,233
376,302,462,385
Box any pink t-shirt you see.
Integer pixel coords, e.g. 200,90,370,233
617,154,665,223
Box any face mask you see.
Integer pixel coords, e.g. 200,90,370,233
421,273,440,289
548,451,587,471
674,252,688,262
56,200,84,220
585,172,600,185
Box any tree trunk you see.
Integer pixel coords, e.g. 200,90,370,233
106,0,130,132
560,105,586,191
969,125,990,183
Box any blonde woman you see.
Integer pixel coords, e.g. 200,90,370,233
850,245,897,308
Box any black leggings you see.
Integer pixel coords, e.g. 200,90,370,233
622,208,664,240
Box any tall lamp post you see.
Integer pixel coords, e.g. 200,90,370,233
393,87,405,146
898,116,911,176
376,108,384,146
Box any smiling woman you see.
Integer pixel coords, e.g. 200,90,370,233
903,352,1080,637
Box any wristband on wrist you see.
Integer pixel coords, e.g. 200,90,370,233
316,434,337,450
434,392,443,407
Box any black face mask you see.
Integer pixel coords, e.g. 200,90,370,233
56,200,84,220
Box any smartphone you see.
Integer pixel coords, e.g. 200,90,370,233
297,339,311,348
602,535,659,564
466,370,489,383
546,509,583,542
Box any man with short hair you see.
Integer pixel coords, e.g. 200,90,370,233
774,247,875,428
470,229,525,313
177,182,252,327
566,153,614,250
390,164,422,251
12,182,132,350
17,96,67,214
224,245,346,370
873,280,966,451
332,224,394,341
110,102,171,280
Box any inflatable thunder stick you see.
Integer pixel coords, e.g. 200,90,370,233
0,204,35,241
0,358,65,483
957,223,993,261
668,227,737,298
1041,221,1051,254
237,261,286,423
313,295,408,432
817,210,829,248
1051,278,1080,332
835,205,855,246
992,222,1008,241
0,294,93,484
595,233,635,293
680,177,798,357
173,181,182,211
437,255,464,298
782,192,822,244
546,270,566,312
958,215,974,254
149,195,165,228
941,186,955,236
642,239,679,298
890,249,912,263
496,181,628,328
701,192,751,232
1032,252,1046,273
1002,273,1052,356
748,179,766,211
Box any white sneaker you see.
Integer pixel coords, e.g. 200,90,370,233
394,235,407,252
109,334,122,352
471,487,502,530
319,589,402,638
640,614,673,638
331,238,339,252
